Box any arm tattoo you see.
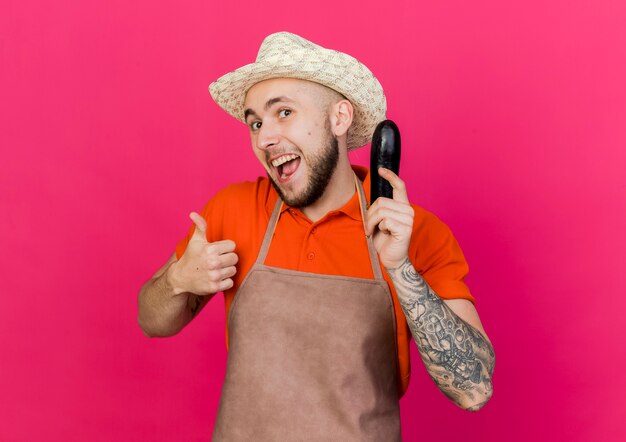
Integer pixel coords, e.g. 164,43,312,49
387,258,495,410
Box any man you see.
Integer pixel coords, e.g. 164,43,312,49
138,32,494,440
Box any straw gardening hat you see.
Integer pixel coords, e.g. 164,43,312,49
209,32,386,150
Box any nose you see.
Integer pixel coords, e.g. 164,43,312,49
256,120,280,150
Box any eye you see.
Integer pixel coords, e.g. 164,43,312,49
279,108,292,118
249,121,262,131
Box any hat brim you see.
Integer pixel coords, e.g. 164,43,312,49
209,54,386,150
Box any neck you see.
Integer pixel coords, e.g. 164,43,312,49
301,154,355,222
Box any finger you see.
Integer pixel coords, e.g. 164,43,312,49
189,212,208,241
216,278,234,292
367,209,414,235
207,264,237,281
208,252,238,270
208,240,237,255
368,196,414,215
218,252,239,267
219,265,237,280
366,204,413,235
377,217,411,236
378,168,409,204
205,275,234,294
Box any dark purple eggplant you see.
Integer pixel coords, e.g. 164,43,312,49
370,120,401,203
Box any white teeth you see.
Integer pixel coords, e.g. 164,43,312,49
271,154,299,167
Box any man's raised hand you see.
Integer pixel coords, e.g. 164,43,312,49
166,212,239,296
365,168,414,269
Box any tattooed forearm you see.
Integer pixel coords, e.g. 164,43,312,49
387,258,495,411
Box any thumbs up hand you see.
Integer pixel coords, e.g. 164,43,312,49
167,212,239,296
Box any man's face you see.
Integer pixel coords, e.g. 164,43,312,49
243,78,340,208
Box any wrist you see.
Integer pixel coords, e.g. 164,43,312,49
164,261,185,296
384,256,410,271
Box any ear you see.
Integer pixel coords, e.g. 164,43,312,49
328,99,353,138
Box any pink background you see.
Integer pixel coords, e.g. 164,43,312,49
1,0,625,440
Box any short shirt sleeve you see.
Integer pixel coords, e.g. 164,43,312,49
409,205,474,303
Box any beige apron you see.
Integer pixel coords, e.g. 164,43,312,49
213,177,401,441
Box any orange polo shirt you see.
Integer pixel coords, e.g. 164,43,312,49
175,166,474,397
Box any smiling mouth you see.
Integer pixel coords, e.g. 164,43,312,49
271,154,301,183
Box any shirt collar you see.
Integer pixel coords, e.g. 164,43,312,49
333,165,370,221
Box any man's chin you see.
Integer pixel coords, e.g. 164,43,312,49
268,175,317,208
266,132,338,209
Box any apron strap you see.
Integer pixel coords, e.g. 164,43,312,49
354,173,385,281
255,173,385,281
256,196,283,265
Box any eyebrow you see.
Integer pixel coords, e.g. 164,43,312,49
244,96,295,121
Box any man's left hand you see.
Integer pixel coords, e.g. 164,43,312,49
365,168,414,269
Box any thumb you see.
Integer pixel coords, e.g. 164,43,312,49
189,212,208,242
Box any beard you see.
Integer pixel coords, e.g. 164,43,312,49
268,128,339,209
